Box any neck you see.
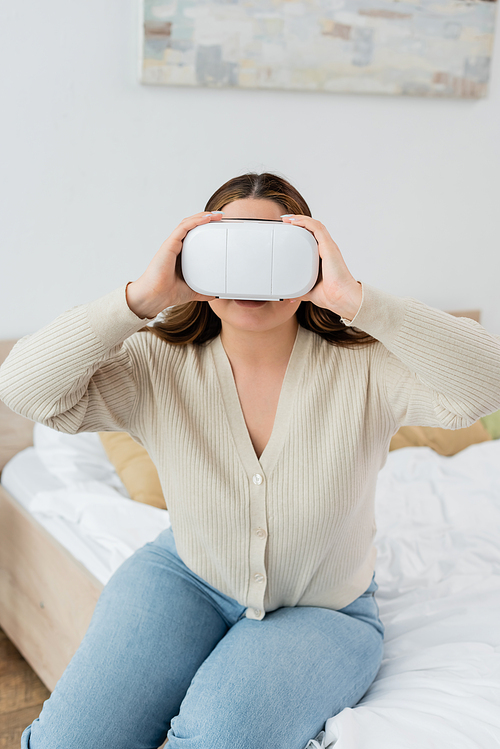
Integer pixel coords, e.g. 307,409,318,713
220,317,299,370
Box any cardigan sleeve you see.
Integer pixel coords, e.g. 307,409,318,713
0,285,152,437
344,283,500,430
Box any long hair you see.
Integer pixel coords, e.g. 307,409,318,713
143,173,375,348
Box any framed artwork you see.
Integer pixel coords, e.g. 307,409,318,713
141,0,498,98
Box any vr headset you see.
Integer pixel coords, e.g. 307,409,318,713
181,218,319,301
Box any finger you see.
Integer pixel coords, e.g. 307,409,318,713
179,212,224,232
282,215,327,235
280,214,316,223
281,215,330,238
282,216,340,259
171,211,224,241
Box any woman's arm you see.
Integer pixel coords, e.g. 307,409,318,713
0,211,224,435
0,285,150,435
346,283,500,429
282,214,500,430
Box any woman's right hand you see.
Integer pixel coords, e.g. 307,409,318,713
126,211,224,319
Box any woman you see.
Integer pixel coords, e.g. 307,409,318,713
1,172,499,749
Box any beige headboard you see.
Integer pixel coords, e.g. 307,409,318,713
0,306,482,472
447,309,481,323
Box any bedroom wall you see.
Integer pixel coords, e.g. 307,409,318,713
1,0,499,338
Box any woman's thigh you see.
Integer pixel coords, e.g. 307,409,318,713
168,588,384,749
22,530,233,749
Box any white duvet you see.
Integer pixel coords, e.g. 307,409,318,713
2,427,500,747
311,442,500,749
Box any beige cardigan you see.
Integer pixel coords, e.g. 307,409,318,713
1,283,499,619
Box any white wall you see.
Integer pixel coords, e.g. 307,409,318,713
1,0,499,338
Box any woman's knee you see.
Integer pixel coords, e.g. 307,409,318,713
168,698,317,749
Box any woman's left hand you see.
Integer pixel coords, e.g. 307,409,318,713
281,215,362,321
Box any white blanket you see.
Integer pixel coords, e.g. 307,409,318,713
309,442,500,748
30,482,171,583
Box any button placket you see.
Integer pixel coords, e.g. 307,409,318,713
247,468,268,618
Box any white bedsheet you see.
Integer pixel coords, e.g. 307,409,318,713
2,428,500,746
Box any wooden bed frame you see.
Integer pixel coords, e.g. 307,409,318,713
0,309,482,692
0,340,103,692
0,487,102,690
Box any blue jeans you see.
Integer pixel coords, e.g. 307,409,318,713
22,527,384,749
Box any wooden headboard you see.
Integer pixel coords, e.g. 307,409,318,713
447,309,481,323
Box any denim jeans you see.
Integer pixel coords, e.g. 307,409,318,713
22,527,384,749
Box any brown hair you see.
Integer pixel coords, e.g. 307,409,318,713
144,173,375,348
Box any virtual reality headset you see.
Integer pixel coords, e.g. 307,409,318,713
181,218,319,301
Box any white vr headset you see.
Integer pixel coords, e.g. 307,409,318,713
181,218,319,301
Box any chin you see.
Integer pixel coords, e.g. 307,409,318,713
209,299,299,334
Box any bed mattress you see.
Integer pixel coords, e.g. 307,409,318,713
2,426,500,748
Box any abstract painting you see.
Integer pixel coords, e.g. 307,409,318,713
141,0,498,98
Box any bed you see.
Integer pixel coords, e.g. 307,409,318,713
1,322,500,749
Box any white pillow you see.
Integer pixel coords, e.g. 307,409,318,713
33,423,129,497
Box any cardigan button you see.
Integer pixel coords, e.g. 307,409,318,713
252,473,263,485
254,573,265,584
255,528,266,539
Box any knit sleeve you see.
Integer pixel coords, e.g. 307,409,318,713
0,285,152,438
344,283,500,430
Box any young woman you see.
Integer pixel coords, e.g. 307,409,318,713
1,173,499,749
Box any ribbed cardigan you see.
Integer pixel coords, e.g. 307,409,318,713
1,282,500,619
